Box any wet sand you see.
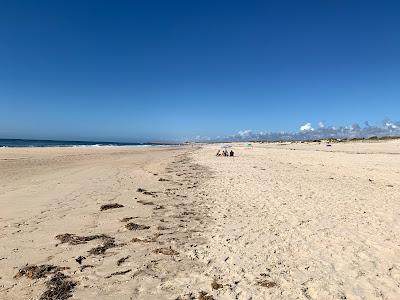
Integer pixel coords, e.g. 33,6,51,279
1,141,400,299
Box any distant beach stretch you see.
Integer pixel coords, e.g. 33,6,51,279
0,138,174,148
1,140,399,299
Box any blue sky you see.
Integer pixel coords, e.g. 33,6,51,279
1,0,399,142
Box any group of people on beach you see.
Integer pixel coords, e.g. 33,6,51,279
216,149,234,157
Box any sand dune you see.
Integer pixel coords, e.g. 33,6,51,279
1,141,400,299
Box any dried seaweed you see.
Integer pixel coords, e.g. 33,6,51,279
39,272,77,300
153,248,179,255
257,280,278,288
198,291,214,300
80,265,94,272
116,256,130,266
105,269,131,278
14,264,66,279
15,265,76,300
157,225,169,230
125,223,150,231
143,191,157,196
137,200,155,205
100,203,124,211
87,237,117,255
137,188,157,197
121,217,134,222
55,233,109,245
211,279,223,290
75,256,86,265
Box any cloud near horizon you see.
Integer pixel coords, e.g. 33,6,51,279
192,119,400,142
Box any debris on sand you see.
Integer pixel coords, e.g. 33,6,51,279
100,203,124,211
55,233,110,245
176,292,195,300
198,291,215,300
105,269,131,278
257,280,278,288
137,188,158,197
157,225,169,230
80,265,94,272
137,200,155,205
39,272,77,300
211,279,223,290
131,233,161,243
143,191,157,197
121,217,134,222
15,265,76,300
88,237,117,255
158,178,170,181
125,223,150,231
131,237,145,243
116,256,130,266
154,205,165,210
75,256,86,265
153,247,179,256
14,264,67,279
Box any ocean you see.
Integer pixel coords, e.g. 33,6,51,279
0,138,164,148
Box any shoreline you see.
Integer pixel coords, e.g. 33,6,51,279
0,146,213,299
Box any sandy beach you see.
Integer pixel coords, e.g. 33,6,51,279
1,141,400,299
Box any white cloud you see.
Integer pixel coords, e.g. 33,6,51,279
300,123,314,132
238,130,253,137
189,119,400,142
384,121,398,129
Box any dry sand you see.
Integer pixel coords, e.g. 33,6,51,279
1,141,400,299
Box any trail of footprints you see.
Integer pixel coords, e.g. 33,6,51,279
12,149,216,299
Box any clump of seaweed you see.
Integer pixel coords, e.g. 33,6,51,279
87,236,117,255
257,280,278,288
153,247,179,256
39,272,77,300
157,225,169,230
55,233,109,245
131,235,158,243
100,203,124,211
75,256,86,265
14,264,76,300
116,256,130,266
80,265,94,272
136,188,158,197
137,200,155,205
105,269,131,278
131,237,145,243
14,264,66,279
125,223,150,231
198,291,214,300
211,279,223,290
143,191,157,196
121,217,134,222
